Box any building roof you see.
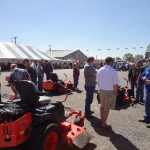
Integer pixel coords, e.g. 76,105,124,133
45,50,77,58
146,44,150,52
0,42,57,61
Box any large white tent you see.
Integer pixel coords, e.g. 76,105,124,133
0,42,58,61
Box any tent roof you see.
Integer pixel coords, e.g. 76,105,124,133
45,50,77,58
0,42,57,61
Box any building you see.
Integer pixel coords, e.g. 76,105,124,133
45,49,88,63
145,44,150,59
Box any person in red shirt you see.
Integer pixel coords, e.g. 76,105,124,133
73,63,80,90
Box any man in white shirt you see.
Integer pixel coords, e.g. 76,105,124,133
97,57,120,131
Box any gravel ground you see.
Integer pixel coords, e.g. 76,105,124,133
1,69,150,150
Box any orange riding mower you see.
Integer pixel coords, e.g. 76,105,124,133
116,78,133,105
97,78,133,106
6,73,75,94
0,80,92,150
42,73,75,94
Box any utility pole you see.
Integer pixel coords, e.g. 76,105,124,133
49,45,52,51
11,37,18,44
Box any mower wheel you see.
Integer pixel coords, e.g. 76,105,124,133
74,116,83,127
29,123,62,150
44,89,50,92
128,89,133,97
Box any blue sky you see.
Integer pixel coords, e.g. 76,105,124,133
0,0,150,59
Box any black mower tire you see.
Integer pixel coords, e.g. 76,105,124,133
44,89,51,92
57,87,64,94
29,123,62,150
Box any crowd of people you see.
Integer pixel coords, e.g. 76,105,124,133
82,56,150,131
1,56,150,131
8,59,54,99
128,59,150,125
0,61,73,71
83,57,119,131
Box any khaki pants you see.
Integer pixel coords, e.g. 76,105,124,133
100,90,116,110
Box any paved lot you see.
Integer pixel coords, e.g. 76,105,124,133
1,69,150,150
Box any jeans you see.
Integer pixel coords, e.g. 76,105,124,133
131,81,136,97
136,82,144,101
144,92,150,121
74,78,79,88
46,74,51,80
85,85,95,115
38,74,44,92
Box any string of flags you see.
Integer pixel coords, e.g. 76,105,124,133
86,46,149,51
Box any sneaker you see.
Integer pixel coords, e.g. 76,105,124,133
133,100,139,104
139,119,150,124
89,110,94,114
139,100,144,103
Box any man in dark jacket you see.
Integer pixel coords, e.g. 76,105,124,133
37,60,44,92
44,60,53,80
134,60,145,103
128,63,137,98
73,63,80,89
22,59,37,84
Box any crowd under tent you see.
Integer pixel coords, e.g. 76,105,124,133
0,42,58,62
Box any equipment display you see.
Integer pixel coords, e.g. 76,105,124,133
0,80,92,150
97,78,132,106
42,73,75,94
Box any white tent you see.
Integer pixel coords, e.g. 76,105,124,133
0,42,58,61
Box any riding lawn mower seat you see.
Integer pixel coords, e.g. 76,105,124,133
50,73,64,85
50,73,59,82
15,81,65,123
15,80,51,107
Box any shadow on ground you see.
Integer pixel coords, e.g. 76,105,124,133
115,102,132,111
87,116,139,150
61,143,97,150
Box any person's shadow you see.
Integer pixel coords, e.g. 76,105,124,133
87,116,139,150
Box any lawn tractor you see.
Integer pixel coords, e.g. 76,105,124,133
97,78,133,106
0,80,92,150
116,78,133,105
42,73,75,94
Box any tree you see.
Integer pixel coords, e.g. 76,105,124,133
116,57,122,61
123,53,134,62
134,54,144,61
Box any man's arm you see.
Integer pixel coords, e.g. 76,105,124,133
10,83,17,99
24,70,31,81
113,70,120,95
136,73,141,83
113,84,118,95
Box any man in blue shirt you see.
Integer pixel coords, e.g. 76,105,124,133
9,64,30,99
84,57,97,118
139,62,150,124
